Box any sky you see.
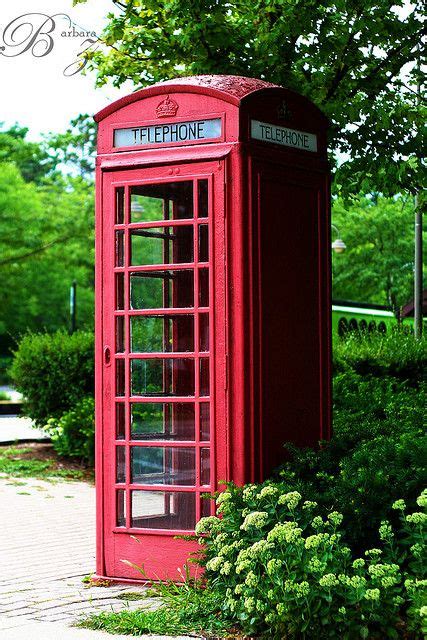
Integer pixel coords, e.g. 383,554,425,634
0,0,133,140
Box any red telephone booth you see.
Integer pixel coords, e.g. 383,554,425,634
94,75,331,582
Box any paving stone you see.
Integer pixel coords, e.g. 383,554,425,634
0,476,198,639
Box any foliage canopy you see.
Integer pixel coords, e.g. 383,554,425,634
75,0,425,196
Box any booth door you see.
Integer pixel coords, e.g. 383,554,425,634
98,161,225,581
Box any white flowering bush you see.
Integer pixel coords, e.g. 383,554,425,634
195,484,427,639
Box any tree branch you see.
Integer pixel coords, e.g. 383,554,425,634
324,8,365,102
347,30,424,101
0,235,85,267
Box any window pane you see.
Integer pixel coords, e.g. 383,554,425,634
200,359,209,397
131,315,194,353
130,182,193,223
116,359,125,397
131,403,195,441
131,358,195,396
198,225,209,262
201,448,210,486
130,271,194,309
116,187,124,225
130,226,193,266
116,446,126,483
116,490,126,527
199,268,209,307
131,194,166,223
131,446,195,485
199,314,209,352
200,403,210,441
116,273,124,310
116,316,125,353
116,403,125,440
115,230,125,266
131,490,196,529
201,493,213,518
198,180,208,218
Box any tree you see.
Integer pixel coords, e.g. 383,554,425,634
46,114,97,179
331,194,425,309
0,124,57,183
74,0,425,197
0,164,94,340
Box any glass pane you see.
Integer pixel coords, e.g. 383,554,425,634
200,359,209,397
201,448,210,486
130,270,194,310
131,315,194,353
201,493,213,517
130,182,193,223
116,359,125,397
116,273,124,310
131,403,195,441
198,225,209,262
200,403,210,441
131,358,195,396
198,180,208,218
116,187,125,225
116,403,125,440
131,490,196,529
130,226,193,266
116,490,126,527
131,194,166,223
116,316,125,353
116,446,126,483
115,231,125,266
199,268,209,307
199,314,209,352
131,446,195,485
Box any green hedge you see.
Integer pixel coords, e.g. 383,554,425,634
279,334,426,551
332,331,426,382
10,330,94,427
45,396,95,464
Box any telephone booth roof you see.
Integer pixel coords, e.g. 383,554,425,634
94,74,328,158
95,75,327,120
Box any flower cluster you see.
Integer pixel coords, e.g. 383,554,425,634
267,521,302,544
257,485,279,500
194,483,427,639
194,516,219,535
319,573,339,588
304,533,329,549
277,490,302,509
240,511,269,530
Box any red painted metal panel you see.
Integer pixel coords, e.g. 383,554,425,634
95,75,331,582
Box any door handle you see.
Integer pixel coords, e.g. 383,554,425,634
104,346,111,367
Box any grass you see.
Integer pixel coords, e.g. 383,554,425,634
114,592,148,601
79,577,236,638
0,444,93,481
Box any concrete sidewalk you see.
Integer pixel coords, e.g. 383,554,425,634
0,476,199,639
0,386,48,444
0,415,48,443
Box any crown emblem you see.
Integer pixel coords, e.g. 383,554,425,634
155,95,179,118
277,100,292,121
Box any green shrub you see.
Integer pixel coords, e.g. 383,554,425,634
10,330,94,427
45,396,95,464
333,332,426,383
194,486,426,639
278,333,426,551
0,356,13,385
279,373,426,550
